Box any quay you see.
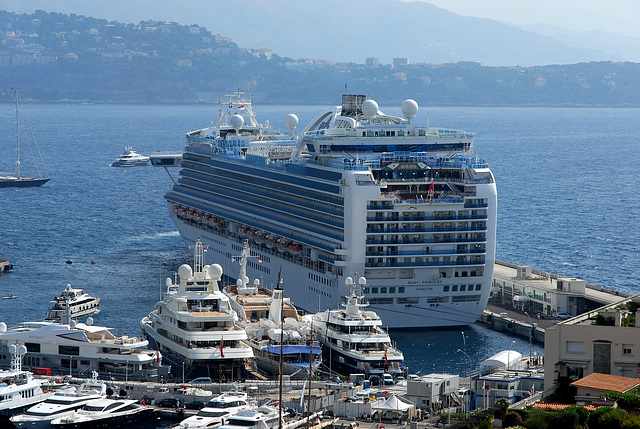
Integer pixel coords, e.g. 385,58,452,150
479,260,629,343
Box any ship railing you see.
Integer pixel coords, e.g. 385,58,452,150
365,213,486,221
365,237,486,245
365,259,485,268
365,249,485,257
365,225,487,233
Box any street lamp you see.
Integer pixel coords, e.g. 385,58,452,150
456,349,471,379
461,331,467,378
524,312,533,362
507,340,515,370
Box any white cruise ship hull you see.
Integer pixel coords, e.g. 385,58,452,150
170,206,495,328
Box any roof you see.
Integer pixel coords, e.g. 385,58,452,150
531,403,600,411
570,373,640,393
371,394,414,411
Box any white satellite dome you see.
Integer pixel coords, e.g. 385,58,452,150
285,114,299,132
362,99,378,118
0,322,6,333
208,263,223,280
165,277,172,287
86,317,94,326
19,345,27,355
230,114,244,132
178,264,193,279
70,320,76,328
401,99,419,121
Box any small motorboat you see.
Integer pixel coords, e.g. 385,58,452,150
2,294,17,299
109,146,149,167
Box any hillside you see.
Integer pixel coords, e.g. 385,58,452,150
0,10,638,106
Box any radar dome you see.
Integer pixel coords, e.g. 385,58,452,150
253,279,260,286
208,263,223,280
9,344,16,354
285,114,299,132
401,99,418,121
19,345,27,355
0,322,6,333
178,264,193,279
358,276,367,285
165,277,172,287
70,320,76,328
230,114,244,132
345,276,354,286
86,317,94,326
362,99,378,118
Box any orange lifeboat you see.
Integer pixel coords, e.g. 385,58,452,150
265,234,277,248
288,243,303,255
276,238,290,253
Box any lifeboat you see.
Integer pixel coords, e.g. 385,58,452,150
180,207,187,214
276,238,290,253
288,243,303,255
238,227,248,235
173,205,180,211
254,231,265,245
194,212,203,219
264,234,277,249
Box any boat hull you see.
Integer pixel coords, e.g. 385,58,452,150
51,407,156,429
0,177,50,188
170,215,492,328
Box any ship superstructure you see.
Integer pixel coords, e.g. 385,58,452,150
164,94,496,328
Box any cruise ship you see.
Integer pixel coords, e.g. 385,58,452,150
163,93,496,328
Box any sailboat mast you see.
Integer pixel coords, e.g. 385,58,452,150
14,88,20,178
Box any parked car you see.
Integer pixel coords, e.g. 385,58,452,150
382,373,394,385
370,375,381,386
556,312,572,320
188,377,212,384
185,400,207,410
157,398,180,408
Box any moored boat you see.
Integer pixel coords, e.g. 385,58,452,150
50,397,156,429
44,283,100,322
140,239,253,381
109,146,149,167
304,276,404,377
164,93,496,328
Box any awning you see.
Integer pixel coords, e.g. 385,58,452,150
513,295,530,302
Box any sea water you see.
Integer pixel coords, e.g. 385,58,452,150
0,102,638,378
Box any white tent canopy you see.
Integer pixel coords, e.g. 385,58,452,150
480,350,523,372
371,394,416,420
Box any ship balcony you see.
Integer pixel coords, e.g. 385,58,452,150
365,248,485,257
366,237,486,245
364,259,485,268
366,214,487,222
366,225,486,233
464,202,489,208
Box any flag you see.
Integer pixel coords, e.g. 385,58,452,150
238,105,245,109
258,258,263,263
428,182,435,192
220,337,224,357
384,350,388,365
203,246,208,252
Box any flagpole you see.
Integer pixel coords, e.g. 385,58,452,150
307,318,313,429
278,266,283,429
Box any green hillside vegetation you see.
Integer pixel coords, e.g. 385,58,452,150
1,10,638,106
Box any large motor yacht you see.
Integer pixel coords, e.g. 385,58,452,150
305,276,404,377
44,283,100,322
140,239,254,380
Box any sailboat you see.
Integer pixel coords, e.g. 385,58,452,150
0,88,50,188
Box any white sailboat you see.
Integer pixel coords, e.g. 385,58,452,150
0,88,50,188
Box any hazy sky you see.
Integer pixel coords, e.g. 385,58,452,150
2,0,639,38
409,0,640,37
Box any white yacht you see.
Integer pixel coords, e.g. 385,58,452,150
109,146,149,167
304,276,404,377
0,320,169,382
140,239,254,381
216,404,281,429
50,397,155,428
0,344,52,420
171,391,252,429
44,283,100,322
163,93,496,328
224,241,320,380
11,372,107,428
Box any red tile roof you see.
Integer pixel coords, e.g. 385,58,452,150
570,373,640,392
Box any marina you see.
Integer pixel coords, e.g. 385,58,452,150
0,102,638,426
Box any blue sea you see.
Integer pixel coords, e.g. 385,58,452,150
1,102,638,379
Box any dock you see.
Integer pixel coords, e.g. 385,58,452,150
479,260,630,343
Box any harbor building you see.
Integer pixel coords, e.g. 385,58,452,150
570,372,640,406
543,294,640,395
405,373,460,413
491,262,623,319
475,368,544,409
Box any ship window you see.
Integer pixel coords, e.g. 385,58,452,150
389,287,396,293
452,286,458,292
399,287,405,293
460,285,466,291
380,287,387,293
476,284,482,291
443,286,449,292
59,345,80,356
25,342,40,353
371,287,378,293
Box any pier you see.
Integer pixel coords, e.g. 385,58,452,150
479,260,628,343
